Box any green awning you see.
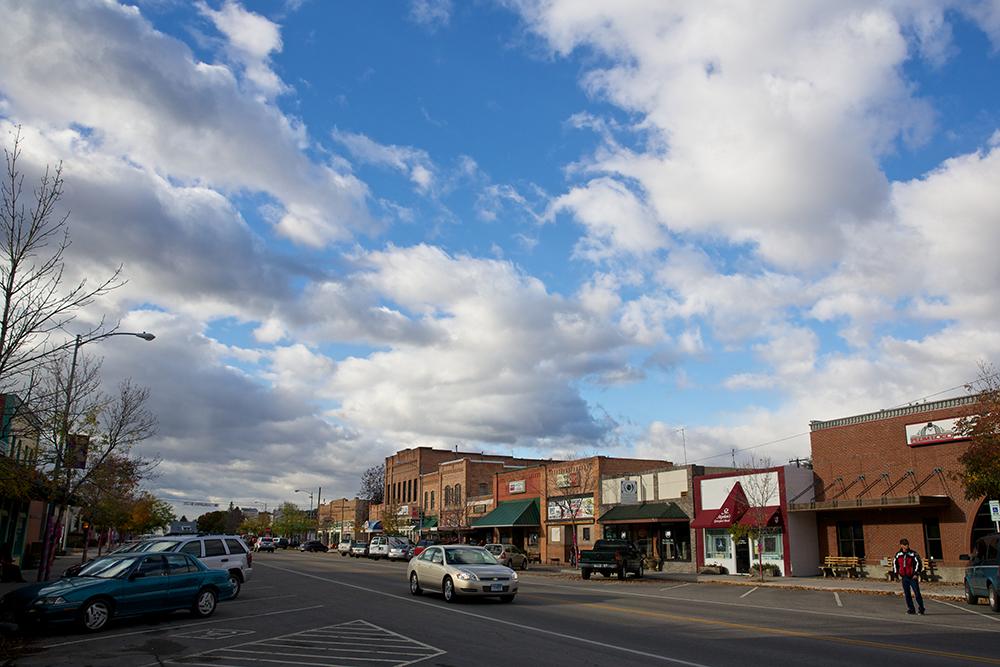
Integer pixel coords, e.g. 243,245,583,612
598,502,689,524
471,499,540,528
419,516,438,529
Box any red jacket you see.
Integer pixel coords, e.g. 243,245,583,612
893,548,923,578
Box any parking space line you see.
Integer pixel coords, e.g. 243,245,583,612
739,587,758,599
834,592,843,607
660,583,691,591
262,643,432,657
224,648,401,663
932,598,1000,622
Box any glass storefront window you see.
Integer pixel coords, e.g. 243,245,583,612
705,529,731,559
761,531,783,558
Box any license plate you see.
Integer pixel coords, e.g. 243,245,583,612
490,583,504,592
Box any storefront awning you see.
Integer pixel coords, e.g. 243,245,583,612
598,502,689,524
363,520,382,533
736,506,782,528
418,516,438,529
691,482,749,529
470,498,540,528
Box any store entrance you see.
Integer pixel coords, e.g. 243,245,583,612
735,536,751,574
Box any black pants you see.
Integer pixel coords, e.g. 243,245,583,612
901,575,924,612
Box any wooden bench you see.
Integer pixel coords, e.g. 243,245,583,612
821,556,864,578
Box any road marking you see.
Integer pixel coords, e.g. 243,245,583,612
524,579,1000,634
41,604,324,649
582,601,1000,665
227,594,296,605
257,562,709,666
660,583,691,591
932,598,1000,622
739,587,758,599
164,619,444,667
834,592,843,607
170,628,257,640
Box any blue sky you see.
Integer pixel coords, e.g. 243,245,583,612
2,0,999,509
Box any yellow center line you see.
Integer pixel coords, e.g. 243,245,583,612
575,601,1000,665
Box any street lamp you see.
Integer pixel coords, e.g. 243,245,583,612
293,489,314,512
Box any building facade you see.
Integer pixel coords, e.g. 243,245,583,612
318,497,369,545
801,395,987,582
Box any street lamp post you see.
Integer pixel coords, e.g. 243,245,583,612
294,489,314,541
40,330,156,580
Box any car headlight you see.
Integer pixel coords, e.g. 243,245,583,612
511,571,519,581
455,571,479,581
33,596,67,606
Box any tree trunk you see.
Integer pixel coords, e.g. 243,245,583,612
757,537,765,582
81,524,90,563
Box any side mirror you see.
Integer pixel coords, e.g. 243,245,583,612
959,554,970,561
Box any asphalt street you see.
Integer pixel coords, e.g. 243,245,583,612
9,550,1000,666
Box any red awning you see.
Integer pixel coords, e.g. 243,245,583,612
691,482,749,529
737,506,783,528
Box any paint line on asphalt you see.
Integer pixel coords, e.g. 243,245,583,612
227,594,296,605
739,587,758,599
660,583,691,591
257,562,709,667
525,579,1000,634
932,598,1000,622
43,604,325,649
262,642,432,657
834,592,843,608
223,648,400,663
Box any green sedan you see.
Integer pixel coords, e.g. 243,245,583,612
0,551,236,632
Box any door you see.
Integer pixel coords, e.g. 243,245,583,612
119,555,171,614
201,538,229,571
735,537,751,574
166,554,202,609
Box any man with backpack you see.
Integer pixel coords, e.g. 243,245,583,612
893,538,925,615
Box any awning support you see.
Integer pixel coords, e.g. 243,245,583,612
910,467,943,494
830,475,865,500
855,472,890,498
881,470,915,497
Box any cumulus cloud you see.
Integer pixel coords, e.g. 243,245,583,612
198,0,288,98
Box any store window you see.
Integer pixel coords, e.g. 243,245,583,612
582,527,591,542
705,529,731,559
761,531,783,558
923,519,943,560
836,521,865,558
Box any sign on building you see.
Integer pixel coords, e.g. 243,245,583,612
547,496,594,520
555,472,581,488
508,480,526,494
620,479,639,504
65,434,89,469
904,417,970,447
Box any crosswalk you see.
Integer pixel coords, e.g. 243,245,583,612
168,619,445,667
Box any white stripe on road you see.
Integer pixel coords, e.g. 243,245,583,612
263,642,432,657
660,583,691,591
834,592,843,608
42,604,325,649
257,563,709,667
224,648,402,663
932,598,1000,622
739,587,758,599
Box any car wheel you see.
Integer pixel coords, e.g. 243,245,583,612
966,580,979,605
500,594,516,603
228,571,242,599
192,588,218,618
989,584,999,613
581,569,591,580
410,573,422,596
520,558,528,571
617,567,626,581
78,598,113,633
443,576,456,603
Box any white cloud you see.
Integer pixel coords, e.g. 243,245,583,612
198,0,288,98
409,0,452,30
331,128,437,194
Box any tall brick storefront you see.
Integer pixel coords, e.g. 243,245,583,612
800,395,992,582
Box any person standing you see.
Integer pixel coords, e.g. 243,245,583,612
893,538,925,615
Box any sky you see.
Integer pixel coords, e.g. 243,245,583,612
1,0,1000,516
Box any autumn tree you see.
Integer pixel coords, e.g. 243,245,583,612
197,510,228,534
271,502,311,539
955,362,1000,500
126,494,175,535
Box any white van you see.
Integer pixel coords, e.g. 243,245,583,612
369,535,411,560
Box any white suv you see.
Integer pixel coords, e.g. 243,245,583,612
369,535,411,560
134,535,253,597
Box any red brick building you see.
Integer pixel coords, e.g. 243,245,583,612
799,395,991,582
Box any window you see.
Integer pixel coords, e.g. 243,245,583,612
424,491,428,508
836,521,865,558
430,490,435,510
431,549,444,565
454,484,461,504
444,486,452,505
203,539,226,557
225,538,247,555
180,541,202,557
705,529,731,559
582,527,591,542
761,532,783,558
138,556,167,577
922,519,943,560
478,482,489,496
166,554,195,574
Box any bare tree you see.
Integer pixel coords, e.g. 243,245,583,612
548,463,598,566
0,128,122,393
439,484,468,540
729,455,779,582
358,463,385,504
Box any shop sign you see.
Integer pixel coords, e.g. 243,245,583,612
556,471,581,488
547,496,594,520
397,505,410,516
620,479,639,504
508,480,526,494
473,504,487,514
904,417,970,447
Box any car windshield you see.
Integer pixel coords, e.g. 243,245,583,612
485,545,502,554
445,548,498,565
135,540,180,553
77,556,140,579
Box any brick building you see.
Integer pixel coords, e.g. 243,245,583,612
798,395,989,582
472,465,547,561
317,497,369,545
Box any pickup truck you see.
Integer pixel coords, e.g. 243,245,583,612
579,539,644,580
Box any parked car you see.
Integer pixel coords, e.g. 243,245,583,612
300,540,328,553
350,541,369,558
255,537,276,553
130,534,253,597
578,539,644,580
964,533,1000,612
412,539,438,559
484,543,529,570
275,537,290,549
337,538,352,556
61,541,144,578
369,535,411,560
1,552,235,632
407,545,517,603
387,538,414,561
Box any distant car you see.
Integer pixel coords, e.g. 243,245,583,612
387,538,414,561
484,543,529,570
2,552,235,632
337,538,352,556
130,535,252,598
299,540,328,553
407,545,517,603
350,541,369,558
275,537,290,549
255,537,276,553
964,533,1000,612
412,539,438,558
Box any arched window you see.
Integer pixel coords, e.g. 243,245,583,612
454,484,462,505
444,486,452,506
430,490,435,509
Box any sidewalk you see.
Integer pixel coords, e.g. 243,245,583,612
0,555,79,598
542,567,965,600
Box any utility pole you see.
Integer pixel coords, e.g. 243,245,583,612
731,448,737,467
676,427,688,466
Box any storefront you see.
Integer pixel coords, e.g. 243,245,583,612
546,494,596,565
599,502,691,568
693,466,818,577
470,498,541,559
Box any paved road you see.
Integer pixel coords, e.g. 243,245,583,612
11,550,1000,666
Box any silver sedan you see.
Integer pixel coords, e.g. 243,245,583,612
407,545,518,603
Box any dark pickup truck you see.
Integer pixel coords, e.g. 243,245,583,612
579,539,645,580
